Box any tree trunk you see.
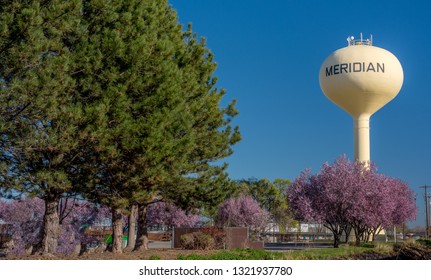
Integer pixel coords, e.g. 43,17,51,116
111,207,124,254
371,229,376,243
37,197,60,255
344,225,353,243
353,225,367,246
125,204,138,251
333,232,340,248
355,230,361,246
134,203,149,251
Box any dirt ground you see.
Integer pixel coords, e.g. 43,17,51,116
2,249,217,260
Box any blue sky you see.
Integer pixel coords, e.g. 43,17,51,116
169,0,431,228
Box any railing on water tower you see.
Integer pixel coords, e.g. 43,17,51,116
347,33,373,46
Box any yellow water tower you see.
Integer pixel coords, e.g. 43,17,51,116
319,34,404,163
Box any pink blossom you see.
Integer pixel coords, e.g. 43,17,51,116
216,195,270,234
147,202,200,228
287,155,417,246
0,198,111,255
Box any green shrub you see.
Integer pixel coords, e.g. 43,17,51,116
359,243,374,248
417,239,431,247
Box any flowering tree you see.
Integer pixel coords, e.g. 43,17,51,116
370,176,416,238
147,202,200,229
288,167,350,247
216,195,270,238
233,178,295,233
56,199,111,255
0,198,110,255
287,155,416,247
386,177,416,225
0,198,44,254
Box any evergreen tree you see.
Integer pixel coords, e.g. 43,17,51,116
131,21,241,251
67,0,190,253
0,0,86,254
0,0,240,255
72,0,240,253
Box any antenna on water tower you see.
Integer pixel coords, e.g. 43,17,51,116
319,34,403,165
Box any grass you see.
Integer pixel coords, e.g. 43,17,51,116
372,242,394,254
177,249,285,260
287,246,371,260
176,246,378,260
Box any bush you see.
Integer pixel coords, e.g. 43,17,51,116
194,232,215,250
200,227,226,249
417,239,431,247
179,233,195,249
180,232,215,250
393,242,431,259
373,242,393,254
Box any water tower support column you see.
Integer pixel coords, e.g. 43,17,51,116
353,115,370,164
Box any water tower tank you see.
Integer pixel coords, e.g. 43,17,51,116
319,35,403,163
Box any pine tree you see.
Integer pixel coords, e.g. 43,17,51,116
70,0,193,253
71,1,240,252
0,0,240,255
0,0,86,255
132,23,241,251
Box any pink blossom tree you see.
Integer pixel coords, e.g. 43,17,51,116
0,197,111,255
288,155,417,247
56,199,111,255
0,198,44,254
373,176,416,236
288,167,350,247
216,195,270,238
146,202,200,229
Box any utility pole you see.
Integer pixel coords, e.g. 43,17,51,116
419,186,431,239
